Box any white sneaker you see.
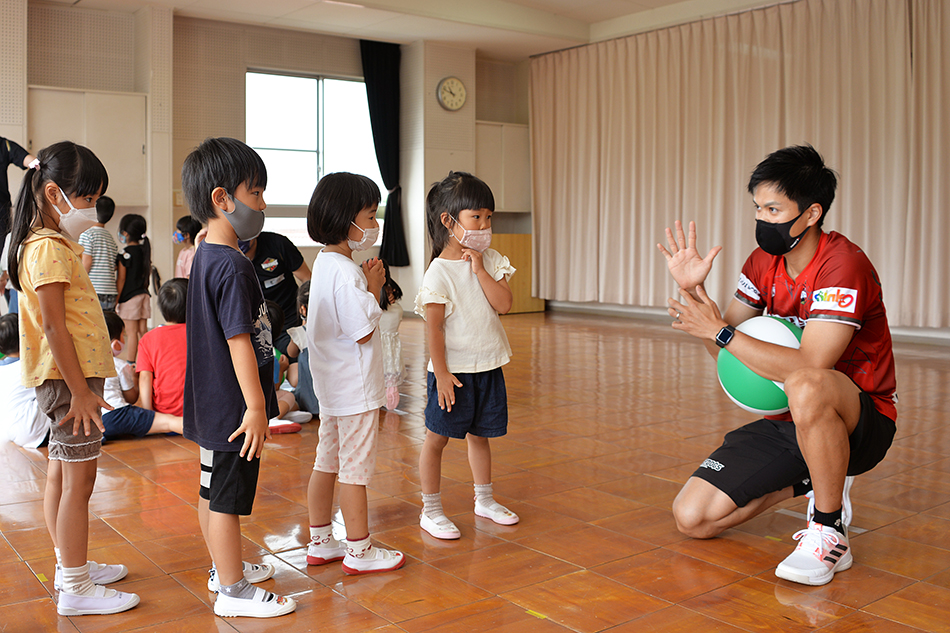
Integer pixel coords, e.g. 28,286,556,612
54,561,128,592
57,585,140,616
775,521,852,586
805,476,854,526
420,512,461,540
208,562,275,592
306,535,347,566
282,410,312,424
341,542,405,575
474,499,519,525
213,587,296,618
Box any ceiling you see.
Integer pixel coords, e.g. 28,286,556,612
44,0,778,61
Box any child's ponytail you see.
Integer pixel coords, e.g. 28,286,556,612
7,141,108,292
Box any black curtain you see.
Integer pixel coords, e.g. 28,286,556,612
360,40,408,266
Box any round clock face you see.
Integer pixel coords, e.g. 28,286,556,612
437,77,466,111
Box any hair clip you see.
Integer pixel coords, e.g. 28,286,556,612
28,158,41,170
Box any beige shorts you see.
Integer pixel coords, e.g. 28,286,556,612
314,410,379,485
35,378,105,462
116,293,151,320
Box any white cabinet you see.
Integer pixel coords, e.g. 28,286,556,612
475,121,531,213
28,87,147,206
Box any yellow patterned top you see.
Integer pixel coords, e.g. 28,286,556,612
17,228,115,387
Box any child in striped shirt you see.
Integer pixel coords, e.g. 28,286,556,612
78,195,118,311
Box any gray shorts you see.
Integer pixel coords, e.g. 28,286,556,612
35,378,106,462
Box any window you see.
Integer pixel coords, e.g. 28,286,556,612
246,72,386,245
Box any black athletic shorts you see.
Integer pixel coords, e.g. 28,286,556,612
692,391,896,508
198,447,260,516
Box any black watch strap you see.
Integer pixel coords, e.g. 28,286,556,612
715,325,736,349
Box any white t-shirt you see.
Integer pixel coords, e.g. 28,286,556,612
306,251,384,416
0,359,51,448
103,357,135,410
414,248,514,374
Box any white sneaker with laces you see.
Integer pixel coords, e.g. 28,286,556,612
207,562,275,592
54,561,128,592
57,585,140,616
213,587,296,618
341,541,405,575
805,476,854,526
420,512,461,540
775,521,852,586
474,499,519,525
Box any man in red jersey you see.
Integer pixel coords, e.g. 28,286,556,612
658,145,897,586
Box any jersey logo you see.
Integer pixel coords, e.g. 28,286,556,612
811,287,858,313
261,257,279,272
737,273,761,302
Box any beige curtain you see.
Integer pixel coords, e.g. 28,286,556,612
530,0,947,328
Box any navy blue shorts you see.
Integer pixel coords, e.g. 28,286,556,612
102,405,155,440
425,367,508,439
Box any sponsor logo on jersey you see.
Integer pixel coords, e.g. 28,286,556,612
811,287,858,313
261,257,279,272
737,273,760,302
700,458,725,471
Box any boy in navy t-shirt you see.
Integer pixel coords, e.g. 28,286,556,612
181,137,295,619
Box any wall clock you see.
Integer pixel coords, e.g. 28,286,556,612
436,76,466,111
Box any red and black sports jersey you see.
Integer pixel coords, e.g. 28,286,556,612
734,231,897,421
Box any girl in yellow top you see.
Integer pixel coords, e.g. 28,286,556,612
7,141,140,616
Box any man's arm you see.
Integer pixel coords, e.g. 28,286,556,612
671,287,854,382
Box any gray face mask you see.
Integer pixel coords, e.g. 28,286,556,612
223,193,265,241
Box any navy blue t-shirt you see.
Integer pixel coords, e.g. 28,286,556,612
183,241,278,451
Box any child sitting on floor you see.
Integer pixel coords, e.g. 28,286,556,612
0,313,51,447
101,311,183,440
136,278,188,418
264,300,311,433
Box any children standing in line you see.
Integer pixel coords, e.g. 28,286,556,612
304,172,405,574
173,215,202,278
7,141,139,615
78,195,119,311
115,213,151,363
415,171,519,540
181,137,295,618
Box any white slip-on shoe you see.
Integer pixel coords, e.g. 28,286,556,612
208,562,276,592
57,585,140,616
341,543,405,575
306,535,347,566
54,561,128,592
474,499,520,525
420,512,461,540
213,587,296,618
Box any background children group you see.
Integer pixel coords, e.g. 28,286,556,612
7,136,516,620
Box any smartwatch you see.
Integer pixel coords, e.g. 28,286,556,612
715,325,736,348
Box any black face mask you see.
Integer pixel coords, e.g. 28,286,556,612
755,211,811,256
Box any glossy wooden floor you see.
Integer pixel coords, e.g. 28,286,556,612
2,312,950,632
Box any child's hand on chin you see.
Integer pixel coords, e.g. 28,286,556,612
461,249,485,274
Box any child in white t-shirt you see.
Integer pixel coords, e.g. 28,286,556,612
0,313,51,447
415,171,519,540
304,172,405,574
378,260,404,411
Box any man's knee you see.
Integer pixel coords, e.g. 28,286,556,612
786,368,835,421
672,486,726,539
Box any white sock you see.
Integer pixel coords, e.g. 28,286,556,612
346,535,372,557
422,492,447,520
54,547,62,566
310,524,336,545
60,563,96,596
474,483,494,506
